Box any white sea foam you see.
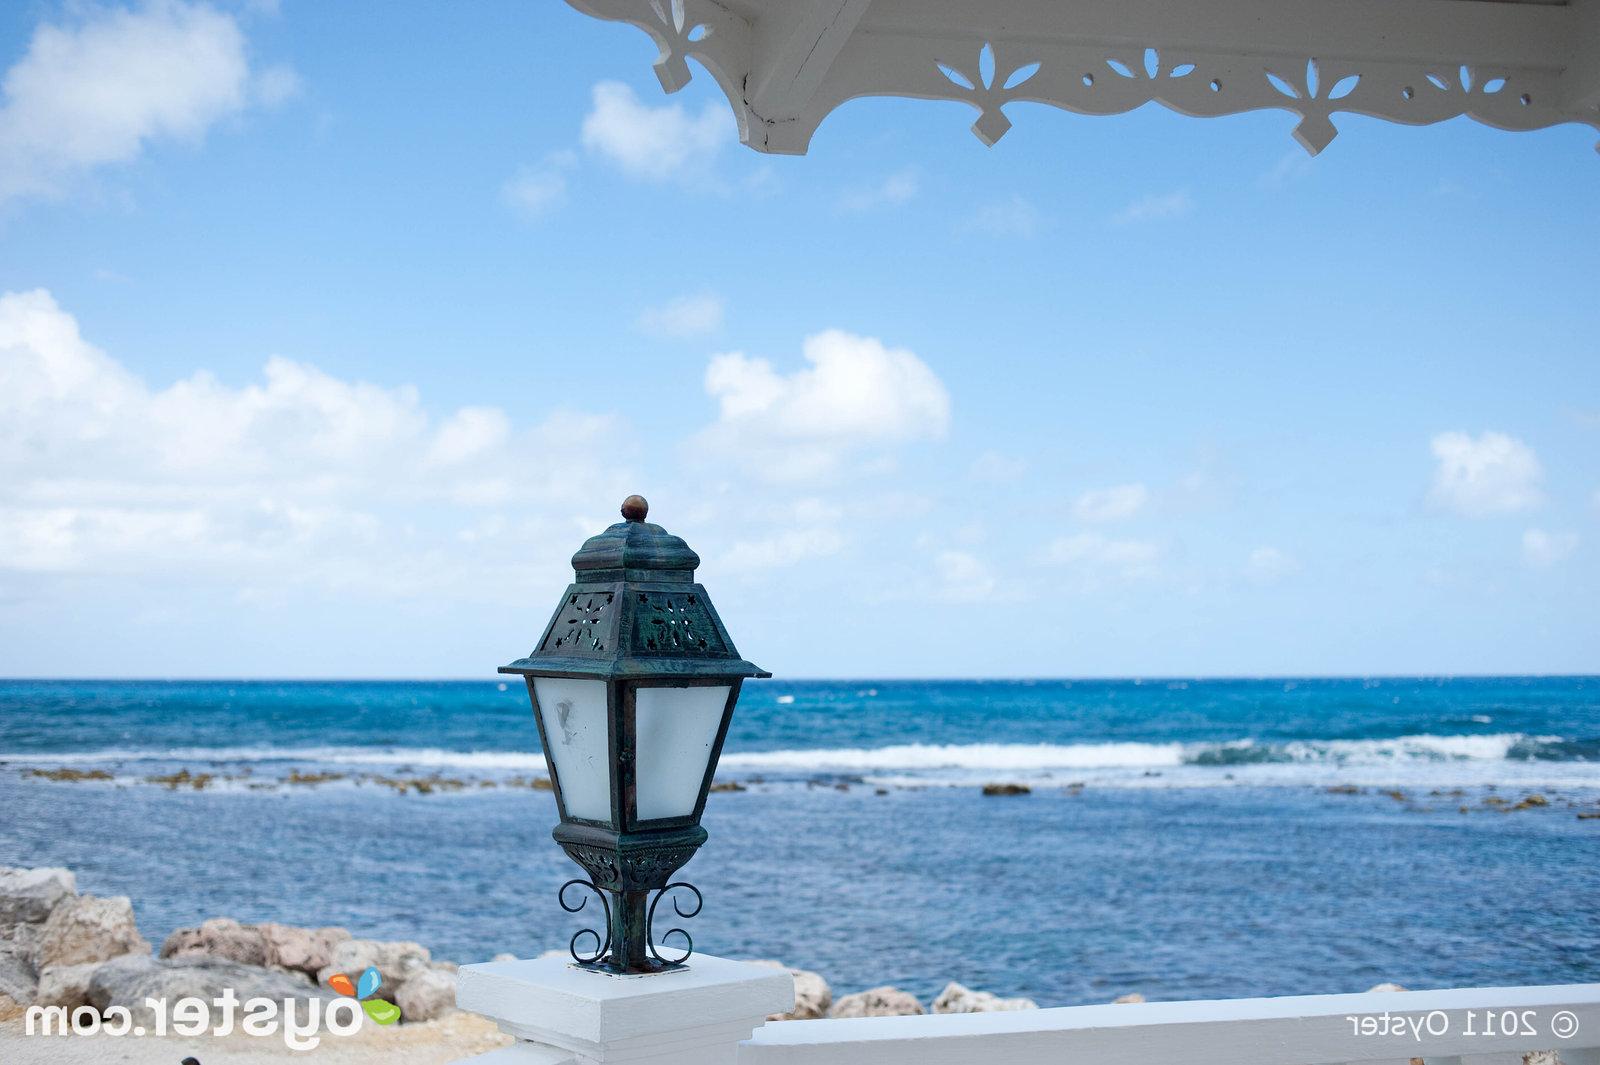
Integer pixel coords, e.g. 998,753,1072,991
3,733,1594,791
0,745,549,771
720,741,1186,771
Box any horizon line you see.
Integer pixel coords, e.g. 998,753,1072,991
0,673,1595,684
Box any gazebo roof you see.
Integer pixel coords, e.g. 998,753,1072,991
566,0,1600,155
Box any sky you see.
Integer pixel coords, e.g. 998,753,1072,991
0,0,1597,680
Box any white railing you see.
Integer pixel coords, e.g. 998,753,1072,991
739,983,1600,1065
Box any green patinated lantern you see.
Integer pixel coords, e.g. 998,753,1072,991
501,495,768,975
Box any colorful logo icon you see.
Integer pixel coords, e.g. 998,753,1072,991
327,965,401,1025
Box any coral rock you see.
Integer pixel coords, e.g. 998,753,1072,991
829,986,924,1018
0,866,77,931
751,960,832,1020
33,961,102,1010
395,966,458,1022
931,981,1038,1013
29,894,149,970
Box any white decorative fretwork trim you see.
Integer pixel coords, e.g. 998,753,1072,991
565,0,1600,156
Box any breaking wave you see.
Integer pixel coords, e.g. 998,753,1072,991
3,734,1595,790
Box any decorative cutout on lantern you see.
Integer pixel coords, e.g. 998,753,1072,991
635,592,724,655
544,592,616,655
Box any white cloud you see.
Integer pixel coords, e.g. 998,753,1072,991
722,527,845,573
638,292,724,339
0,289,628,594
969,450,1025,483
424,406,511,469
1429,431,1543,516
1072,483,1148,523
932,550,996,603
502,150,576,217
839,168,918,212
1112,190,1194,224
1522,528,1577,568
1044,533,1161,579
1244,546,1300,583
0,1,285,206
961,194,1041,237
699,329,950,482
580,80,728,180
252,63,300,107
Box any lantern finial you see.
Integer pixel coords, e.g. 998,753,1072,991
621,494,649,522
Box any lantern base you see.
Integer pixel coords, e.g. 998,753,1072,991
456,952,794,1065
553,821,708,892
558,879,704,975
572,956,688,978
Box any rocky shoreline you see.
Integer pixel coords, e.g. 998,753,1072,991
13,767,1599,817
6,864,1544,1065
0,863,1075,1043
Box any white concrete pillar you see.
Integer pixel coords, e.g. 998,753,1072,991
453,954,794,1065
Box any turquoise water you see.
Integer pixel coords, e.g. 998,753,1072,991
1,677,1597,1003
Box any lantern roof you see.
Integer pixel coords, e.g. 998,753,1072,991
500,496,769,681
569,494,702,580
564,0,1600,156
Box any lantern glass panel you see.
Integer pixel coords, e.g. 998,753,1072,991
633,684,731,820
532,677,611,821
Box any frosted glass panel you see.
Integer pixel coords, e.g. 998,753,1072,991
634,685,731,821
532,678,611,822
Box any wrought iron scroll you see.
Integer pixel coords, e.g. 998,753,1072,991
559,879,612,965
646,881,702,966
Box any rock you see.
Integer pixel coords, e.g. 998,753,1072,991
491,952,518,963
160,917,268,966
259,922,351,975
160,927,206,957
1113,992,1146,1004
34,961,102,1010
84,951,158,1007
750,960,832,1020
931,981,1038,1013
1367,982,1407,993
829,986,924,1018
395,966,457,1022
0,992,23,1022
268,964,315,986
29,894,149,970
317,938,432,1002
0,944,38,1006
0,866,77,931
88,953,335,1030
162,919,351,976
1523,1052,1565,1065
981,783,1030,796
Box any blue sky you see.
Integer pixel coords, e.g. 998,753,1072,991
1,0,1596,679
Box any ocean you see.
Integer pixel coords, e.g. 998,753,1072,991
2,676,1597,1006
